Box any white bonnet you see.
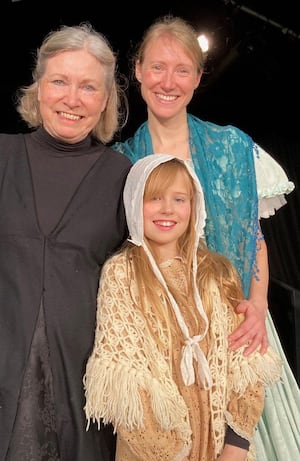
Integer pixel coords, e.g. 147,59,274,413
123,153,206,247
123,154,212,389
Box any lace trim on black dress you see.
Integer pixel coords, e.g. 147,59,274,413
6,301,60,461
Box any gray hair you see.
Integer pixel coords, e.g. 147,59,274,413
17,22,128,143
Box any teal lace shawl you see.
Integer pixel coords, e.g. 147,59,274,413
114,114,258,297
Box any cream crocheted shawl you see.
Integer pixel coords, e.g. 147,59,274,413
84,252,282,459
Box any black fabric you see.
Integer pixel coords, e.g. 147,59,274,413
26,127,103,235
224,426,250,451
0,129,131,461
6,302,60,461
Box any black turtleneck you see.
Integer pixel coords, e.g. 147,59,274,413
26,126,101,235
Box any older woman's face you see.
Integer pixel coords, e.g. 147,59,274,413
38,49,108,143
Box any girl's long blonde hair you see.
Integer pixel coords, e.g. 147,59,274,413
123,159,244,353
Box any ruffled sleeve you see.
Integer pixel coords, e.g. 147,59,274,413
254,144,295,218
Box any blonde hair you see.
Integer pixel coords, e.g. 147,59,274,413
16,22,128,143
123,159,244,352
133,15,205,77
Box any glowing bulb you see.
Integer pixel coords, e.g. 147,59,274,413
197,34,209,53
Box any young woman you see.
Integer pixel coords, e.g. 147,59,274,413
84,154,282,461
113,16,299,459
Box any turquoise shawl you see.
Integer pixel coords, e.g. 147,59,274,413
113,114,258,297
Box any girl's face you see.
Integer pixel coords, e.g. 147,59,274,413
135,35,201,122
143,170,191,260
38,49,108,144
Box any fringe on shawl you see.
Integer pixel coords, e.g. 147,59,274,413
224,346,282,461
207,281,282,460
228,346,283,395
83,358,192,442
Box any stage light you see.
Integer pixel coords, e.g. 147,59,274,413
197,34,209,53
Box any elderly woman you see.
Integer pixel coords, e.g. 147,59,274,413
0,22,131,461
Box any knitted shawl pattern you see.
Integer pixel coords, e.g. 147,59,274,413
84,253,282,460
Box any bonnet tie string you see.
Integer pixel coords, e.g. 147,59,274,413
181,336,212,389
133,235,212,389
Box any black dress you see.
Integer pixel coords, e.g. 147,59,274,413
0,127,131,461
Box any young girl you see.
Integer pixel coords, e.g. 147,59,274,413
84,154,282,461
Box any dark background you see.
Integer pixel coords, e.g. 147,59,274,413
1,0,299,382
2,0,300,143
